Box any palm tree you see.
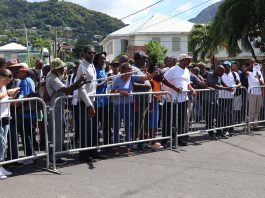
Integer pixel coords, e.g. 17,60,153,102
32,38,51,60
212,0,265,61
189,24,217,64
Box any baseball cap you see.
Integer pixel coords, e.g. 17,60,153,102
179,54,192,61
222,61,231,67
133,51,148,60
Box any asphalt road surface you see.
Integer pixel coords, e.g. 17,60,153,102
1,129,265,198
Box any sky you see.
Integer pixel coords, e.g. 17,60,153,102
27,0,222,24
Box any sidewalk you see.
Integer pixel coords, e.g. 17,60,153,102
1,130,265,198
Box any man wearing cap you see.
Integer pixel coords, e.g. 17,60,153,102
163,54,196,146
132,51,152,145
46,58,87,165
217,61,241,136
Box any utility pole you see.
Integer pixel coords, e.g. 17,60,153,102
55,27,57,58
24,25,30,66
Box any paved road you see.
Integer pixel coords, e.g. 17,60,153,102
1,130,265,198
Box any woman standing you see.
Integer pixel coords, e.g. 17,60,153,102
111,63,158,156
0,69,20,179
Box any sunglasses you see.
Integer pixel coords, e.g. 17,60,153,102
86,51,96,55
112,64,119,68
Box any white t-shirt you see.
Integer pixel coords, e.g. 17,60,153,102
248,71,264,95
161,67,170,92
163,65,190,102
219,72,240,99
0,86,10,119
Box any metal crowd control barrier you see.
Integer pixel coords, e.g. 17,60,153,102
50,91,173,170
0,97,49,170
248,86,265,132
176,87,249,144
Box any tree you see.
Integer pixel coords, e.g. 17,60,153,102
212,0,265,61
32,38,51,60
145,41,167,69
189,24,218,63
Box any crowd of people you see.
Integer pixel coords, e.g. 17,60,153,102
0,45,264,179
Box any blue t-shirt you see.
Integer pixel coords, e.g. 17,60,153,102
96,67,108,107
18,77,36,118
19,77,36,98
111,75,140,104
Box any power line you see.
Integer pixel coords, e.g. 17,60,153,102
119,0,166,20
136,0,211,32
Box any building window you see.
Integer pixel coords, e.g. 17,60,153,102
152,37,160,43
106,42,113,54
172,37,181,51
121,39,128,53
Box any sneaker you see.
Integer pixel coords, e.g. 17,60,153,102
0,172,7,180
0,166,12,176
22,159,34,165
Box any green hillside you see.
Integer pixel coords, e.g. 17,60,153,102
0,0,125,45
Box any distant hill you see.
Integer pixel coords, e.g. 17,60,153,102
189,1,224,23
0,0,125,43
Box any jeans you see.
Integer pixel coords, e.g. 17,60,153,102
113,103,133,143
0,124,9,161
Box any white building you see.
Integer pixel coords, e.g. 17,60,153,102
100,14,194,61
100,13,264,62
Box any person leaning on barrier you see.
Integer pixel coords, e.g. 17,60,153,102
14,63,38,165
0,69,20,180
206,65,233,140
74,45,102,162
110,62,159,156
218,61,241,137
131,51,152,148
46,58,87,165
93,52,112,145
244,59,264,131
162,54,196,146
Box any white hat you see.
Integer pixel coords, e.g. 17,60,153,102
179,54,192,61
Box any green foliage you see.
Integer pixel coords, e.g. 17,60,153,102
27,53,38,68
145,41,167,67
32,37,51,59
114,52,126,62
212,0,265,60
0,0,124,58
